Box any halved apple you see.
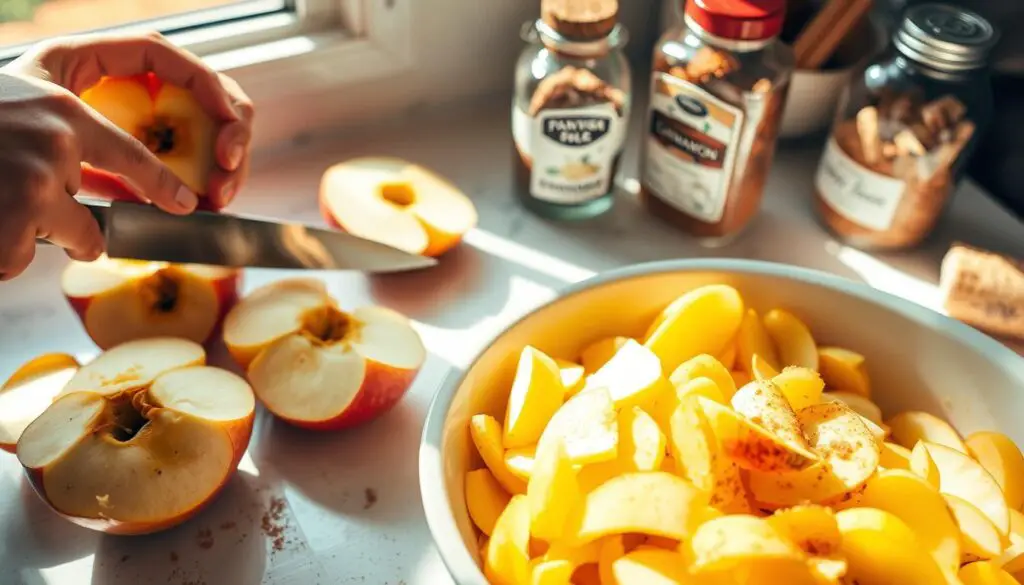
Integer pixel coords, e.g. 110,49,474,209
223,278,426,430
16,338,255,535
319,157,478,257
62,256,240,350
81,73,217,202
0,353,80,453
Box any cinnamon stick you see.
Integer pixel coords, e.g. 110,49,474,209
800,0,873,69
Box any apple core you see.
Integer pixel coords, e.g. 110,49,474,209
300,305,357,346
380,181,417,207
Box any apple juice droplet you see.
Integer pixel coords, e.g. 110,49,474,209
511,5,631,221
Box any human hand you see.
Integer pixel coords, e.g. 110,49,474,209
0,32,254,281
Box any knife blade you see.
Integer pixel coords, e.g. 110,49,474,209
38,197,438,273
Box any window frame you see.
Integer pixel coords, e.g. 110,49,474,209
0,0,414,147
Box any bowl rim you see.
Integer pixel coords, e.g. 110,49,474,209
418,258,1023,584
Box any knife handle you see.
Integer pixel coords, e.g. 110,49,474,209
35,197,110,246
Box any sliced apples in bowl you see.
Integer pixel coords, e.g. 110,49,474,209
418,259,1024,585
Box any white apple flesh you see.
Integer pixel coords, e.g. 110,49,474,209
223,278,426,430
0,354,80,453
61,257,240,351
16,338,255,535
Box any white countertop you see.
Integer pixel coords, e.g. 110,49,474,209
2,92,1022,585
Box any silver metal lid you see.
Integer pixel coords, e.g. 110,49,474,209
894,3,998,72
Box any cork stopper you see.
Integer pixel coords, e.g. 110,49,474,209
541,0,619,41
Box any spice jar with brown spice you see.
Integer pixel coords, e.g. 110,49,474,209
640,0,793,246
813,3,998,251
512,0,631,220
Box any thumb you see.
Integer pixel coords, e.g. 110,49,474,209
70,101,198,214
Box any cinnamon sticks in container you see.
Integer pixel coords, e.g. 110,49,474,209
940,243,1024,342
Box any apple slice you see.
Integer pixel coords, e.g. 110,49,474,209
822,391,883,425
966,431,1024,512
536,387,618,467
0,354,80,453
771,367,825,411
612,549,691,585
81,74,217,200
16,341,255,535
879,441,914,471
485,494,531,585
697,396,819,473
835,507,948,585
580,339,671,410
747,402,880,508
887,411,969,454
817,347,871,397
737,308,780,375
319,157,478,257
923,442,1011,536
668,396,749,514
465,468,511,536
730,379,813,458
851,469,962,575
62,257,240,350
579,336,631,374
643,285,745,374
503,346,565,449
572,471,709,544
959,561,1019,585
944,493,1005,561
223,278,426,430
688,514,805,574
762,309,818,370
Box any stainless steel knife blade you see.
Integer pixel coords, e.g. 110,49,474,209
46,197,438,273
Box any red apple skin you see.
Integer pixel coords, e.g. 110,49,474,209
318,193,347,232
64,270,241,348
273,360,421,431
20,416,253,535
1,443,15,455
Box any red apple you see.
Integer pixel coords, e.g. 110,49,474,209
61,256,240,350
319,157,478,257
0,353,81,453
222,278,426,430
16,337,255,535
80,73,217,204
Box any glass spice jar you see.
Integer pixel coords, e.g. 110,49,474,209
813,3,998,251
511,0,632,221
640,0,794,246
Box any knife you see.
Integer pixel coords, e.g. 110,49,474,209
37,197,438,273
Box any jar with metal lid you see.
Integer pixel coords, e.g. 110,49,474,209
640,0,794,246
512,0,632,221
813,3,999,251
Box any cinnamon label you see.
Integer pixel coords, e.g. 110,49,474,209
513,85,625,204
815,135,906,231
642,73,743,223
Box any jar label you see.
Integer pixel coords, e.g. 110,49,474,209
642,73,744,223
513,103,625,204
815,136,906,231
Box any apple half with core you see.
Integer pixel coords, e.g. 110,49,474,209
222,278,426,430
16,337,255,535
62,256,241,350
81,73,217,203
319,157,478,257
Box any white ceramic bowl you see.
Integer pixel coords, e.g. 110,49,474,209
419,259,1024,584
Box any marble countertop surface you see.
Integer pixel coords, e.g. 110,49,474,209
1,92,1022,585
